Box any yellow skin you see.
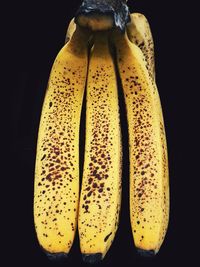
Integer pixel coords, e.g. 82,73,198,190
78,32,122,262
34,26,90,256
112,28,169,254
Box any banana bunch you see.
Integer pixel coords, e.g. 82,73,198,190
34,0,169,263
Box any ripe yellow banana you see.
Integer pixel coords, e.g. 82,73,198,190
78,32,122,263
126,13,155,81
34,25,90,258
112,25,169,255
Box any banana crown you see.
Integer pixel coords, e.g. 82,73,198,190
75,0,130,31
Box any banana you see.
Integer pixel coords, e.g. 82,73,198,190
126,13,155,81
112,27,169,255
34,25,90,258
78,32,122,263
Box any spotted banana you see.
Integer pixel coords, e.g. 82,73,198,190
113,22,169,255
34,25,90,258
78,32,122,263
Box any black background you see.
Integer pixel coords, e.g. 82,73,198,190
5,0,198,266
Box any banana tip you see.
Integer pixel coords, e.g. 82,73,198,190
137,248,156,257
82,253,102,264
45,252,68,261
